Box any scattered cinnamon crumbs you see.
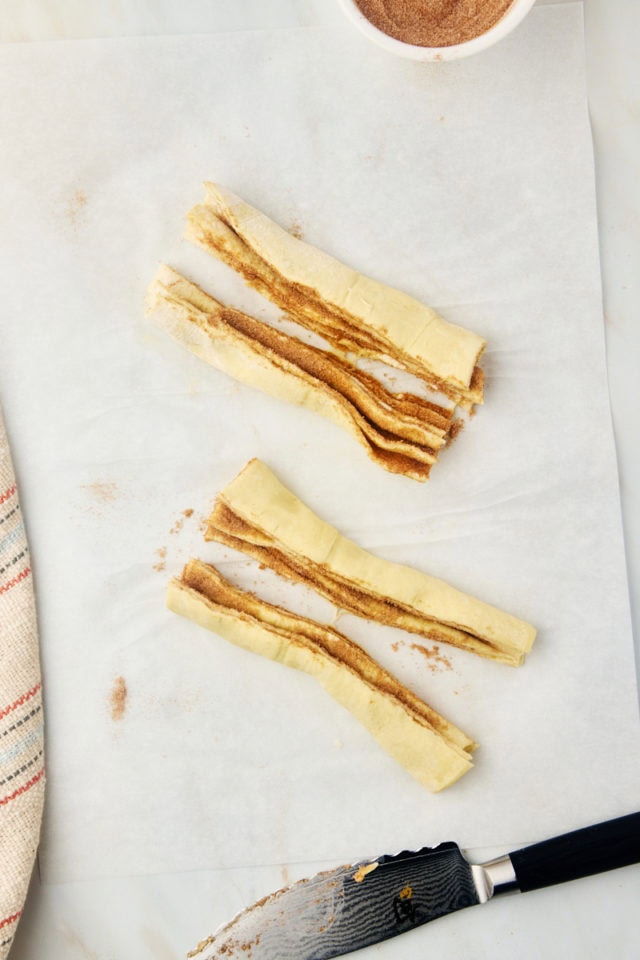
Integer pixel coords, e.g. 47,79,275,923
153,546,167,572
66,188,88,229
80,481,118,504
391,638,452,672
411,642,453,673
354,0,515,47
170,508,196,534
110,675,127,721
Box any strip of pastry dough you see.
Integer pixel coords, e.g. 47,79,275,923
186,182,486,409
205,459,537,666
147,265,456,481
168,559,475,792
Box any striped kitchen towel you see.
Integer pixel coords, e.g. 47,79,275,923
0,408,45,958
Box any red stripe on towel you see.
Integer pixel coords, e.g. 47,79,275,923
0,911,22,930
0,766,45,806
0,681,41,721
0,566,31,598
0,485,17,506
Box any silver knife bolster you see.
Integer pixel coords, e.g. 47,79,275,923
471,855,519,902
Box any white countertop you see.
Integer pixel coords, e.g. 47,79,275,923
4,1,639,958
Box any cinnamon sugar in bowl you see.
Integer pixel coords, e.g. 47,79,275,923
338,0,537,61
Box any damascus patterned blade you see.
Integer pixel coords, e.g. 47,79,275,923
189,844,480,960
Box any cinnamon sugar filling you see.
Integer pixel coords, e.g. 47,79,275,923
177,558,473,748
149,268,460,480
187,204,484,409
206,502,515,663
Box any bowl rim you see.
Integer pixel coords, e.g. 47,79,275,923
337,0,538,61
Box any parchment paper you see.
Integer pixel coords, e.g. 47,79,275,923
1,3,638,885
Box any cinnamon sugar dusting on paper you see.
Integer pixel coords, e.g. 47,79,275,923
154,509,198,571
411,643,453,673
66,188,88,230
170,508,196,534
81,481,119,504
110,676,127,721
391,638,452,671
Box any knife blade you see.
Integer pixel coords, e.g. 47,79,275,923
188,812,640,959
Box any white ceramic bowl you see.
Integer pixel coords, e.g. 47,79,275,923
338,0,537,61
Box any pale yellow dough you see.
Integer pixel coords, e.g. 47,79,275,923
168,559,475,792
146,265,455,481
186,182,486,405
146,266,368,439
206,459,537,666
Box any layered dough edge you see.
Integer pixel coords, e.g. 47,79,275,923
147,265,457,482
205,459,537,666
168,558,475,792
186,182,486,409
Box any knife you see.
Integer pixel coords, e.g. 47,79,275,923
188,812,640,959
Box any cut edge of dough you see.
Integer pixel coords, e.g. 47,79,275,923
186,182,486,404
209,458,537,665
167,561,475,793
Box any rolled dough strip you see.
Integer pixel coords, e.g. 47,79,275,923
186,182,486,408
147,266,457,481
205,459,537,666
168,559,475,792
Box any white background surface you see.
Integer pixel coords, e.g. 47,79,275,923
2,1,639,958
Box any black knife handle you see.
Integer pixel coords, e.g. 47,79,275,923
509,812,640,893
